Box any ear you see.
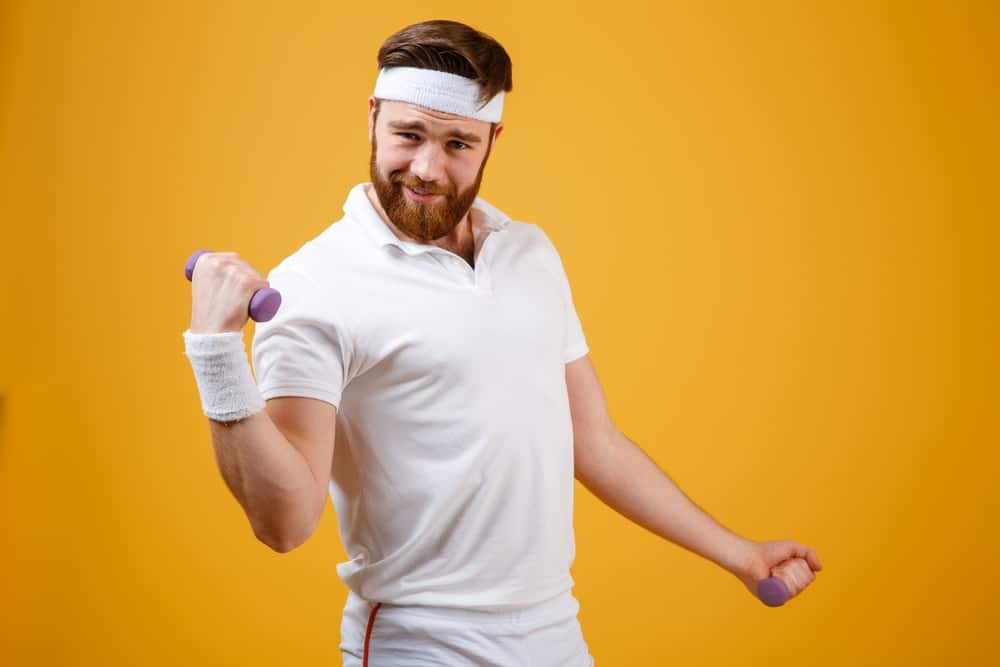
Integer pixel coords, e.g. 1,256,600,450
492,122,504,145
368,96,377,143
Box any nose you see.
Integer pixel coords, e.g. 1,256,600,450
408,142,446,184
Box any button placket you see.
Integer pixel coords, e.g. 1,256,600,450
428,252,472,286
473,232,499,294
457,258,475,287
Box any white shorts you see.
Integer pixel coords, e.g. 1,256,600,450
340,589,595,666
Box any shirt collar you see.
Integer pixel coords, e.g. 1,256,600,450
344,182,511,256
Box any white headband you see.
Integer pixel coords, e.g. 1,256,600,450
373,66,504,123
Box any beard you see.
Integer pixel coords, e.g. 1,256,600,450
368,136,491,242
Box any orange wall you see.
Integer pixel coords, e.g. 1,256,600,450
1,1,996,664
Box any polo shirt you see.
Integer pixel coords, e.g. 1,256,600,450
251,182,589,610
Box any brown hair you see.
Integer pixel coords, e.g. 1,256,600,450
376,20,513,109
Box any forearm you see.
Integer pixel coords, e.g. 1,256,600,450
208,410,320,551
574,428,752,575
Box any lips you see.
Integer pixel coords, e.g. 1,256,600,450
403,185,443,202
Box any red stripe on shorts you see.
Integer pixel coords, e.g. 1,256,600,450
362,602,382,667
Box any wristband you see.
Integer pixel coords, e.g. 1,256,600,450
183,329,266,422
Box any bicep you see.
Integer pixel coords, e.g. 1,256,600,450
566,355,615,465
266,396,337,507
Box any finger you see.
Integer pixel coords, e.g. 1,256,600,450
771,558,811,596
792,559,816,593
768,569,800,598
805,547,823,571
785,542,823,572
787,559,815,590
770,559,796,581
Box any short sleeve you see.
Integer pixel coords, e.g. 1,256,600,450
251,267,351,408
537,228,589,364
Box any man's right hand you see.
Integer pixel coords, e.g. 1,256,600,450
189,251,271,333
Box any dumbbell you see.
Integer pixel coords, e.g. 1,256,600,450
757,577,790,607
184,249,282,322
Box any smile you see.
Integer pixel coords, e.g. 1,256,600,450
404,186,442,203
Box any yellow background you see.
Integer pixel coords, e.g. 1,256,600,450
1,1,996,665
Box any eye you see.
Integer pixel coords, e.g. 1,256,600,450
396,133,419,141
449,141,470,150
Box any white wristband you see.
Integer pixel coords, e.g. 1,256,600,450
183,329,266,422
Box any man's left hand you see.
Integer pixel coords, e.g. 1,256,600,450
734,540,823,604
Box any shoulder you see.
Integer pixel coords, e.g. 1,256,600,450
500,220,568,272
472,194,558,253
496,219,559,252
257,219,372,328
266,215,375,289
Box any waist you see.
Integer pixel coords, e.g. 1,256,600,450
346,587,581,626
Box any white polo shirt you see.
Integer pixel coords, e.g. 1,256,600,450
251,182,589,611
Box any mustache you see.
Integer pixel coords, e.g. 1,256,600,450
392,174,451,197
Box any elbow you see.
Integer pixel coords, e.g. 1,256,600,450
252,515,316,554
256,528,309,553
249,494,323,553
267,537,302,554
573,426,624,487
573,427,617,469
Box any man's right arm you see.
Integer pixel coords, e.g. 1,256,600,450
207,396,337,553
185,250,339,552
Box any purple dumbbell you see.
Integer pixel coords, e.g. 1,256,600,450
184,249,282,323
757,577,790,607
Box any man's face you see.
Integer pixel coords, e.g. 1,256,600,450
368,98,502,241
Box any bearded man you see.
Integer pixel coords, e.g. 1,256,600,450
183,19,823,666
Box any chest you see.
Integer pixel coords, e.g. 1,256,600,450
345,239,567,386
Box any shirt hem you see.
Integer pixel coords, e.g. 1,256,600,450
564,344,590,364
259,384,341,408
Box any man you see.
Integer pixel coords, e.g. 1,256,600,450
183,19,822,666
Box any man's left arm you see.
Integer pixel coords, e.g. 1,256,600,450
566,354,823,603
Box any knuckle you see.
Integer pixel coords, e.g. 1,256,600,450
224,260,246,274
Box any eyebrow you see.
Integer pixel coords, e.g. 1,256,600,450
387,120,483,144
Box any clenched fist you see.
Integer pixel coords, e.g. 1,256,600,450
187,251,275,333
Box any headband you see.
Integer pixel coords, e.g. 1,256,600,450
373,66,504,123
